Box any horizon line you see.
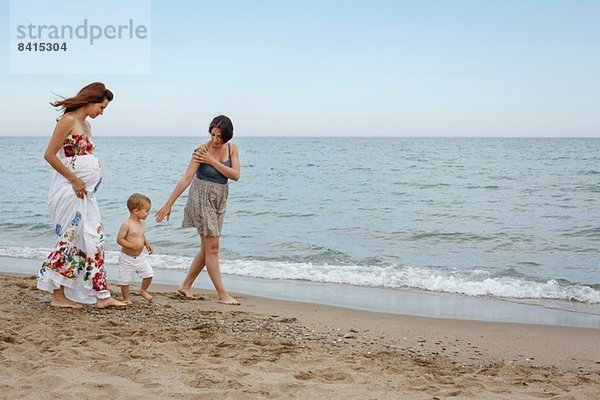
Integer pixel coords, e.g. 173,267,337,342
1,134,599,139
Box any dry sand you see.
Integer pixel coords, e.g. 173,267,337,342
0,273,598,399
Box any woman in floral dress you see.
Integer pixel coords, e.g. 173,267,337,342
37,82,125,308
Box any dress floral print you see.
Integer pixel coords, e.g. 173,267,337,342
63,133,95,169
38,130,110,303
42,213,108,292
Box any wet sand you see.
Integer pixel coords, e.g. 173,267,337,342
1,273,598,399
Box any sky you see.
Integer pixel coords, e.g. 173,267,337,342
0,0,598,137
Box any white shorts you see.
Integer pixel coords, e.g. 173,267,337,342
118,252,154,286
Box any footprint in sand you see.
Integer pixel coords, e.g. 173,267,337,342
277,317,297,323
294,371,316,381
2,335,17,344
187,373,243,389
165,292,205,301
320,370,353,383
295,367,351,383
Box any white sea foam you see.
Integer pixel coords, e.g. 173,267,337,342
220,259,600,304
2,246,599,304
0,246,52,259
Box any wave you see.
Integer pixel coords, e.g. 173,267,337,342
406,231,498,243
233,210,317,218
1,246,598,304
0,222,50,232
560,226,600,240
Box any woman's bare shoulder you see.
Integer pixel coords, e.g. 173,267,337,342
57,113,76,125
53,114,76,135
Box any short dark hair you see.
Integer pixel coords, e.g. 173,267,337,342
209,115,234,143
127,193,151,211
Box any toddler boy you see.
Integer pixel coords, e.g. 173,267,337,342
117,193,154,304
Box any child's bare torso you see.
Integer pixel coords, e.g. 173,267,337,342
122,219,145,257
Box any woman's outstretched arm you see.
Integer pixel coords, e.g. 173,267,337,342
155,156,200,222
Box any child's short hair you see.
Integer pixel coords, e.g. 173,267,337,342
127,193,151,211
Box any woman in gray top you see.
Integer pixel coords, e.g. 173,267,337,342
155,115,240,305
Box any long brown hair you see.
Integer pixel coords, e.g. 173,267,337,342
51,82,114,115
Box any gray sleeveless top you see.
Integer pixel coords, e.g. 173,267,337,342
195,143,231,184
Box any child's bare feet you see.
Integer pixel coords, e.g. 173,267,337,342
140,290,153,302
96,297,127,309
177,288,194,299
123,299,134,305
51,298,84,309
218,294,240,306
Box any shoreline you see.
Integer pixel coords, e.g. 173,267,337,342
2,255,599,329
1,272,599,399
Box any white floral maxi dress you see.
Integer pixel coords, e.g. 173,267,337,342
37,133,110,303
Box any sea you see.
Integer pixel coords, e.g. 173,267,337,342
0,136,599,322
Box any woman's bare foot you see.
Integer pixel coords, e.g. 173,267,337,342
96,297,127,309
177,288,194,299
51,298,84,309
140,290,153,302
51,287,84,308
218,294,240,306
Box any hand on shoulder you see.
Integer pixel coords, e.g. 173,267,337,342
195,141,210,152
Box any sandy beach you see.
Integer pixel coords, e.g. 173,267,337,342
0,273,598,399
